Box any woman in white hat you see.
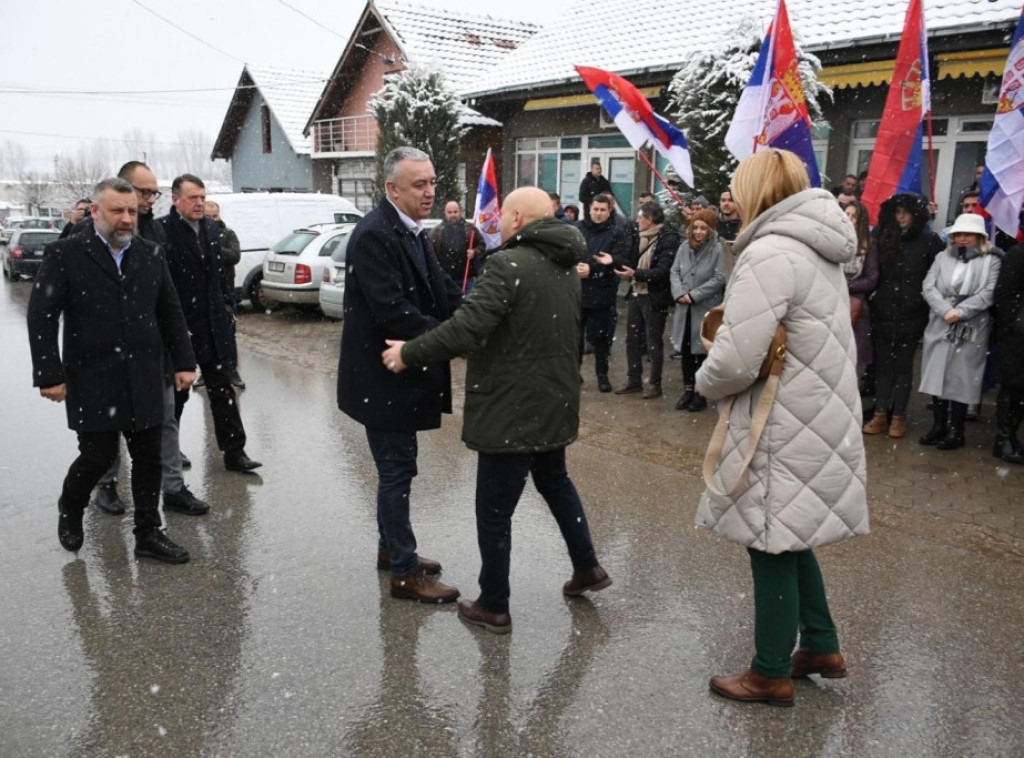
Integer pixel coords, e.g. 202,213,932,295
918,213,1002,450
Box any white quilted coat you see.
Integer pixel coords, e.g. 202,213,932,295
695,189,869,553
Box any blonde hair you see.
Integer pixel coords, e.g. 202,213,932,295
731,149,811,230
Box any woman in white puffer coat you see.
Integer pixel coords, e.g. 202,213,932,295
696,149,869,707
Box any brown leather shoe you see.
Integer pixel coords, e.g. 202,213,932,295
863,411,888,434
614,382,642,395
642,384,662,399
888,415,907,438
709,669,794,707
376,550,442,575
791,650,847,679
457,600,512,634
563,565,612,596
389,570,459,603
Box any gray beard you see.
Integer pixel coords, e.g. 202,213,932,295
110,230,133,248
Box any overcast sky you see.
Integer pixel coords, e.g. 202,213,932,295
1,0,569,174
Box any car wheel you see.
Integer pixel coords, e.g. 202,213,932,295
247,272,279,313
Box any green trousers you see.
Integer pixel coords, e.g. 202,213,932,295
747,547,840,678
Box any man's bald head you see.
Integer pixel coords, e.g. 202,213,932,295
499,187,553,243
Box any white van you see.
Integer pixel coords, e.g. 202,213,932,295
207,192,363,310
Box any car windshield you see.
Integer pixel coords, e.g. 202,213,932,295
271,231,318,255
19,231,60,245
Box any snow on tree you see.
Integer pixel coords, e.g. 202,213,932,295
369,64,468,211
667,17,831,199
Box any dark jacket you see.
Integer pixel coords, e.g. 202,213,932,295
159,207,232,364
632,226,681,310
402,218,586,454
27,232,194,432
995,242,1024,390
577,216,634,308
870,194,945,342
210,218,241,289
428,218,486,282
579,173,613,218
337,199,464,432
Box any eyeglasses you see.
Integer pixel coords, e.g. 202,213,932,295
133,186,162,200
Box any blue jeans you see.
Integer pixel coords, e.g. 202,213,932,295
475,447,599,614
365,428,421,576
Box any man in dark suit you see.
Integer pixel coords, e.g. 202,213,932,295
28,177,197,563
338,146,463,604
160,174,261,474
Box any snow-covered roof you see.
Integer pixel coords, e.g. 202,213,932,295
372,0,541,94
213,66,328,159
464,0,1022,97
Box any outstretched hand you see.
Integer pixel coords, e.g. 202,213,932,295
382,340,407,373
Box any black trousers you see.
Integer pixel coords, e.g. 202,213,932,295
62,425,162,535
475,448,599,614
175,359,247,453
625,295,668,386
872,336,918,416
580,305,615,377
680,310,705,388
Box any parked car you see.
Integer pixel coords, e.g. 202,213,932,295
206,193,363,310
261,224,356,309
2,228,61,280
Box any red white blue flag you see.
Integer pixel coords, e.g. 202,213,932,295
860,0,931,225
980,4,1024,240
472,148,502,250
575,65,694,186
724,0,820,187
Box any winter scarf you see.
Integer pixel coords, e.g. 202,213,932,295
632,223,663,295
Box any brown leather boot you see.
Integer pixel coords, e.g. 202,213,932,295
457,600,512,634
863,411,888,434
709,669,794,707
887,415,907,438
563,565,612,596
791,650,847,679
376,550,442,575
389,570,459,603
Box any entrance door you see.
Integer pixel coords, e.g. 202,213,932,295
586,149,634,217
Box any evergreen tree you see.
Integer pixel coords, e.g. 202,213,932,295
667,18,831,198
369,64,468,212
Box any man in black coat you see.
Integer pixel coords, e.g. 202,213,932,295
338,146,463,604
160,174,261,474
576,193,634,392
28,178,197,563
429,200,485,289
578,161,613,221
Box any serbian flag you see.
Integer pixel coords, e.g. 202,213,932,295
472,148,502,250
724,0,820,187
860,0,931,225
576,65,694,186
979,5,1024,240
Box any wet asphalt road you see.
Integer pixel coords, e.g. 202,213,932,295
2,279,1023,757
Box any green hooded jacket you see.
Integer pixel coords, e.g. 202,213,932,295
401,217,585,454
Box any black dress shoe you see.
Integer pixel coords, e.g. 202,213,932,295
225,450,262,473
597,375,612,393
180,452,192,470
93,482,126,515
58,497,84,552
229,369,246,389
134,528,190,564
676,389,695,411
686,395,708,412
163,486,210,516
458,600,512,634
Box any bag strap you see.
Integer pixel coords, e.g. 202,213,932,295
701,345,784,498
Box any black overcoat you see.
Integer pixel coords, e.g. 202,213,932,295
159,206,232,364
27,233,195,432
337,199,464,431
577,217,634,308
995,242,1024,391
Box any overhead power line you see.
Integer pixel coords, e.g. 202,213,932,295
275,0,346,39
128,0,247,64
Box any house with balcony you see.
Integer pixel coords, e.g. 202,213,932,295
463,0,1021,225
303,0,539,211
212,66,328,193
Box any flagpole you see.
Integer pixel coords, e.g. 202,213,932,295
636,149,687,211
926,111,936,203
461,229,476,292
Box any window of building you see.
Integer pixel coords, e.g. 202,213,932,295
261,105,272,154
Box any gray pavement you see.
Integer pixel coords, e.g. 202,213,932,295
2,282,1023,757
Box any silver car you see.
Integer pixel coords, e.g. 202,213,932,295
260,224,355,309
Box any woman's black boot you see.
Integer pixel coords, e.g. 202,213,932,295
920,398,948,446
937,401,967,450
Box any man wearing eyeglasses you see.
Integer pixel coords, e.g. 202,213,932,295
87,161,212,519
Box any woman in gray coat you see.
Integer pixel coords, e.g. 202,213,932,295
670,208,726,411
696,149,868,707
918,213,1002,450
